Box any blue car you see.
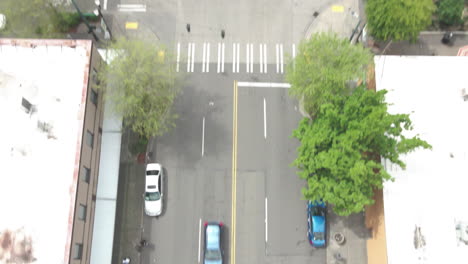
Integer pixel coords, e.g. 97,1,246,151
307,200,326,247
204,221,223,264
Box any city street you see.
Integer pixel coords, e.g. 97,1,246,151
106,0,365,263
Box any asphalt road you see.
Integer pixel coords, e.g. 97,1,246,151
139,61,326,264
105,0,334,263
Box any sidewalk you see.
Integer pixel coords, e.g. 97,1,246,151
112,128,146,264
304,0,371,264
304,0,362,40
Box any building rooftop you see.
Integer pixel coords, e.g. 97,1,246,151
375,55,468,264
0,39,92,264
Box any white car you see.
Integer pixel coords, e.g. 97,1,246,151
145,163,163,216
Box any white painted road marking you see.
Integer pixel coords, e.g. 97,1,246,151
276,44,279,73
250,44,253,73
263,98,267,139
202,43,207,73
232,43,236,73
202,117,205,156
198,218,202,263
263,44,267,73
280,44,284,73
191,43,195,72
217,43,221,73
103,0,108,10
221,43,225,72
187,43,192,72
259,44,263,73
236,43,240,73
206,43,210,72
246,43,250,73
237,82,291,88
176,42,180,72
265,197,268,242
117,4,147,12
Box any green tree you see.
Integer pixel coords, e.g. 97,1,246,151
292,86,431,216
437,0,464,26
0,0,80,38
286,33,373,118
98,37,181,139
366,0,436,42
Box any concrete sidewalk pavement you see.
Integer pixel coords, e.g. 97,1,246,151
112,128,146,264
304,0,370,264
304,0,362,40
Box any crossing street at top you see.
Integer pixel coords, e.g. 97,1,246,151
176,42,297,74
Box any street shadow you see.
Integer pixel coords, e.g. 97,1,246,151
156,80,231,167
221,224,230,264
327,207,371,241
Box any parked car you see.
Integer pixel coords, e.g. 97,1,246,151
307,200,326,247
144,163,163,216
204,221,223,264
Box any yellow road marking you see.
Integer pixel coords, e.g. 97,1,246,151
158,50,165,62
231,81,238,264
125,22,139,29
331,5,344,12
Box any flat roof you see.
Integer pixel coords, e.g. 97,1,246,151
0,39,92,264
375,56,468,264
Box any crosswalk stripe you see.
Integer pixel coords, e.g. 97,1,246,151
236,43,240,73
202,43,206,73
187,43,192,73
191,43,195,72
275,44,279,73
221,43,225,72
246,44,250,73
217,43,221,73
250,44,253,73
206,43,210,72
177,42,295,74
280,44,284,74
260,44,263,73
117,4,146,12
232,43,236,73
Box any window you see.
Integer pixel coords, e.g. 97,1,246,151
86,130,94,148
81,167,90,183
91,68,100,85
78,204,87,221
90,89,98,105
73,243,83,259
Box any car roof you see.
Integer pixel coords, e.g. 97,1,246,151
206,224,220,250
145,175,159,192
312,215,325,232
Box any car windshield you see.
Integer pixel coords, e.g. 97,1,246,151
145,191,161,201
312,207,325,216
205,249,221,260
313,232,325,241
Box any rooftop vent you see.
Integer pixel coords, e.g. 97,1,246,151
21,97,36,115
461,88,468,101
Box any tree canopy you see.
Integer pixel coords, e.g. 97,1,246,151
292,86,431,216
0,0,77,38
98,37,181,139
365,0,436,42
286,33,373,118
